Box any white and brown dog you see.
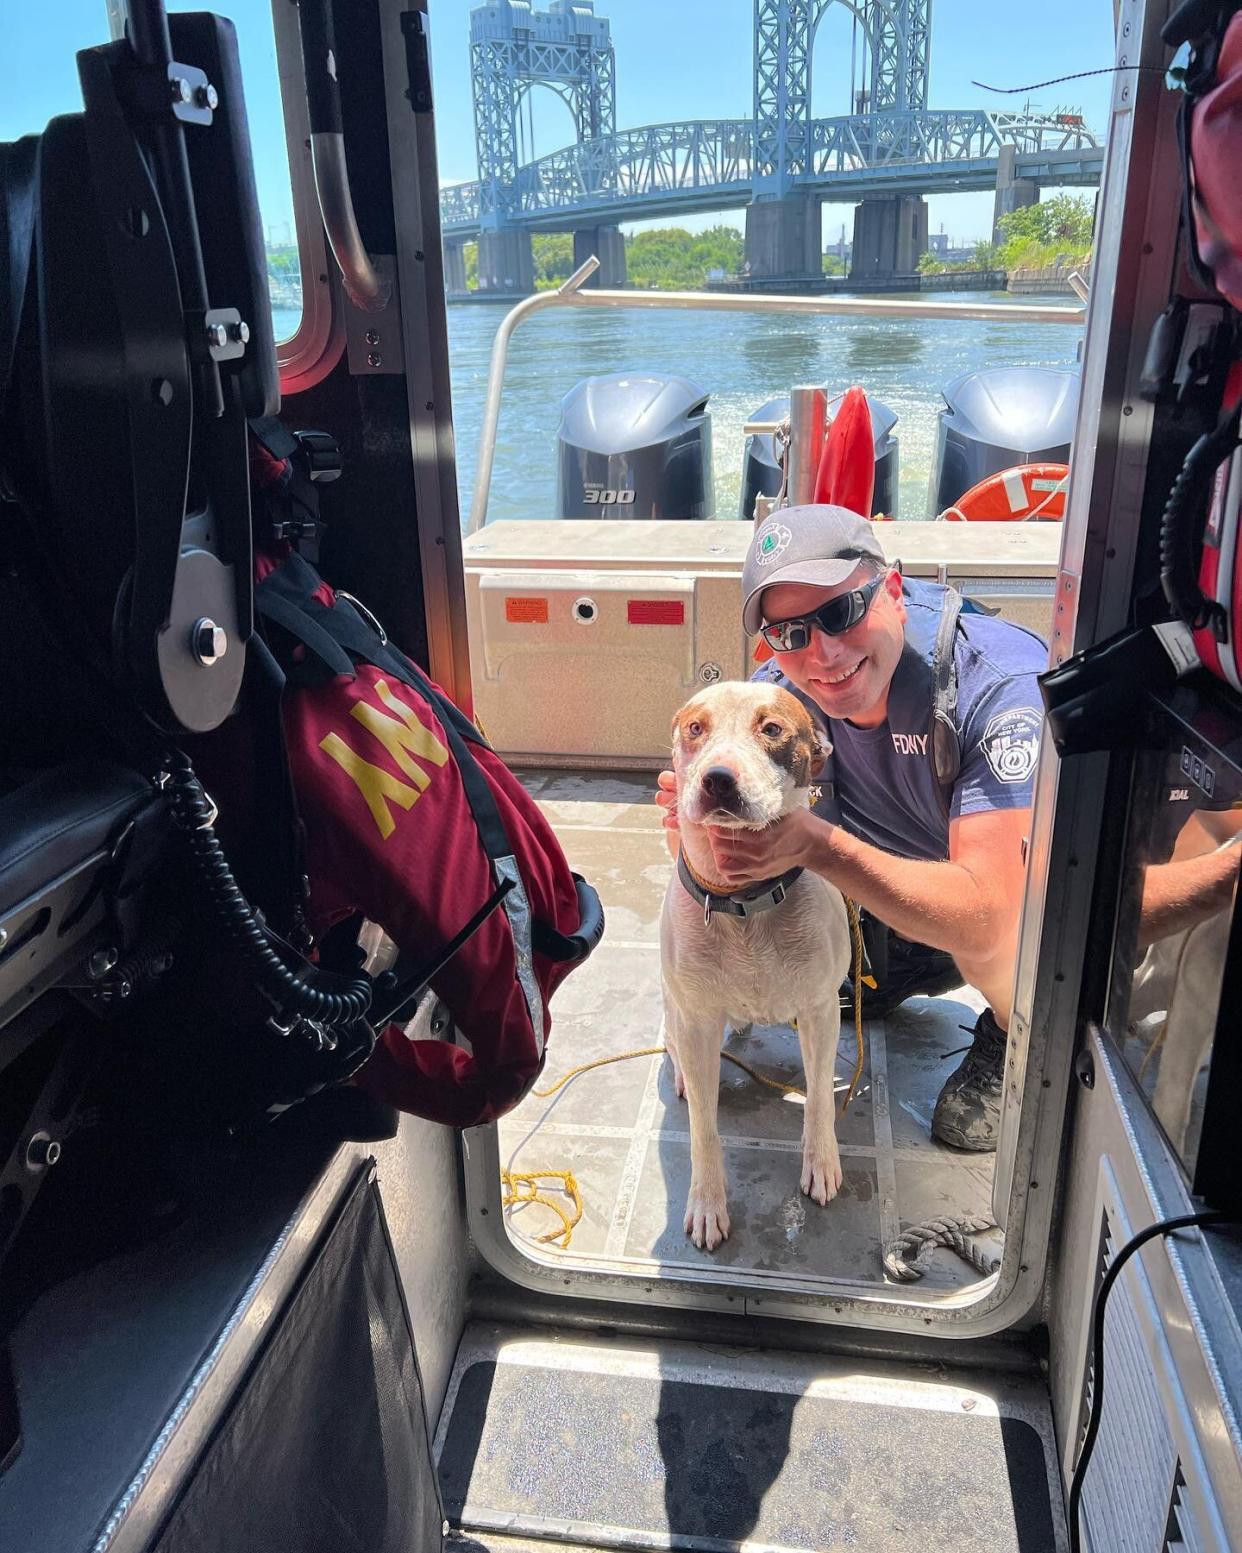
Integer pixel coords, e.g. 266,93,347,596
660,681,852,1250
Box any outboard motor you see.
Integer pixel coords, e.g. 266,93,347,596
739,391,899,519
556,372,714,519
929,365,1079,516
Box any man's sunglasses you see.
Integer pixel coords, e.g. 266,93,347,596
759,574,885,653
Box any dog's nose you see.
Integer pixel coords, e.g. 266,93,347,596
701,765,738,799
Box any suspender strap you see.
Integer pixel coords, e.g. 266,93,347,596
929,587,964,816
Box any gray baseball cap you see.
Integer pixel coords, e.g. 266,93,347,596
741,504,886,634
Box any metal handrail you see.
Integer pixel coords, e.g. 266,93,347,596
466,257,1087,535
311,134,392,313
298,0,391,314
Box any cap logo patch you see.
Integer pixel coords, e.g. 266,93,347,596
755,521,792,567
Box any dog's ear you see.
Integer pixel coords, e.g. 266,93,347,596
810,727,832,778
670,709,683,750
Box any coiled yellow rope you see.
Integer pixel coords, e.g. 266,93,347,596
500,1169,582,1248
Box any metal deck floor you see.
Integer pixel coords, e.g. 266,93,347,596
500,771,1003,1296
435,1323,1065,1553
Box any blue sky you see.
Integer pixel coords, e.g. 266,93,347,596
4,0,1118,246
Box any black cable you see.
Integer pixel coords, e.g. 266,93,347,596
1159,400,1242,631
165,750,373,1030
972,65,1164,94
1067,1209,1227,1553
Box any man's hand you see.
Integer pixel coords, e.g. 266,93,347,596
704,809,819,888
655,769,678,831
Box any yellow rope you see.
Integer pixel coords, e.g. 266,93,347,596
500,1169,583,1248
1136,1018,1167,1082
533,1046,667,1098
843,898,869,1111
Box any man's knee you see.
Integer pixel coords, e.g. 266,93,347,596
952,952,1015,1029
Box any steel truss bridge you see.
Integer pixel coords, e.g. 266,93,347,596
441,108,1102,237
446,0,1103,286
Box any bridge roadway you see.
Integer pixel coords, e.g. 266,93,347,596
441,109,1104,239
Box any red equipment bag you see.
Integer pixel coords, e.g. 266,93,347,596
253,547,603,1128
1191,361,1242,687
1158,4,1242,681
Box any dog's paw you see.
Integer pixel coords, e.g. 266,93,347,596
800,1143,843,1206
684,1183,730,1250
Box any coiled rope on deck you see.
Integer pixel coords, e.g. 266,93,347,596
501,1169,582,1249
882,1214,1001,1283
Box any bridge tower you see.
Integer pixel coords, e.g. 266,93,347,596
469,0,623,292
747,0,933,280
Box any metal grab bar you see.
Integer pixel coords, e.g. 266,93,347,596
310,133,391,312
297,0,391,313
467,257,1087,535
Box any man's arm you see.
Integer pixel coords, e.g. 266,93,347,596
703,804,1030,970
1139,843,1240,946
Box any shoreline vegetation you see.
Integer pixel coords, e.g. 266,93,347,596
264,194,1095,309
916,194,1095,279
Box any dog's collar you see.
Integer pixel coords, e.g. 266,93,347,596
677,849,804,926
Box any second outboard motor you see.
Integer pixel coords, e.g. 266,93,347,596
556,372,714,519
739,391,899,519
929,365,1079,516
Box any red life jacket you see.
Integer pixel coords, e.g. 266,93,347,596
254,548,601,1128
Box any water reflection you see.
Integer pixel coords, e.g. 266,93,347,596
740,323,824,384
844,326,926,371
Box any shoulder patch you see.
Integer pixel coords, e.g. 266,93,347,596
981,706,1041,785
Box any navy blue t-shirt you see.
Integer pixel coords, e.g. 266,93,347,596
754,580,1047,862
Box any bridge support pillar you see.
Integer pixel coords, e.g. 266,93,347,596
443,238,468,297
476,228,534,294
573,225,627,287
743,194,822,280
850,195,928,280
992,145,1038,244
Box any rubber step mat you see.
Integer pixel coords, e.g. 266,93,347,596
436,1331,1063,1553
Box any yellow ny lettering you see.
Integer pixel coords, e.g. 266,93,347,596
351,678,450,784
319,678,450,840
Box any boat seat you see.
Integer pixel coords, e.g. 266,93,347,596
0,762,165,1036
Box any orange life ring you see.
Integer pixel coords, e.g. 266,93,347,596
941,462,1069,522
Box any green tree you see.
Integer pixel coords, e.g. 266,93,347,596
532,232,574,290
997,193,1095,269
626,224,744,290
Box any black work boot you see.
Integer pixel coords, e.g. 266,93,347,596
931,1009,1007,1152
841,932,964,1017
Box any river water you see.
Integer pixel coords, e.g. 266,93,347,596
444,288,1082,527
275,288,1083,524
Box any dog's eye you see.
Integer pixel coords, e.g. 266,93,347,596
762,721,784,738
686,720,703,738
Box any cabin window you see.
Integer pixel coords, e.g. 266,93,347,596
3,5,312,354
164,1,304,345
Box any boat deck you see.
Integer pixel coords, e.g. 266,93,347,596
498,770,1003,1296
